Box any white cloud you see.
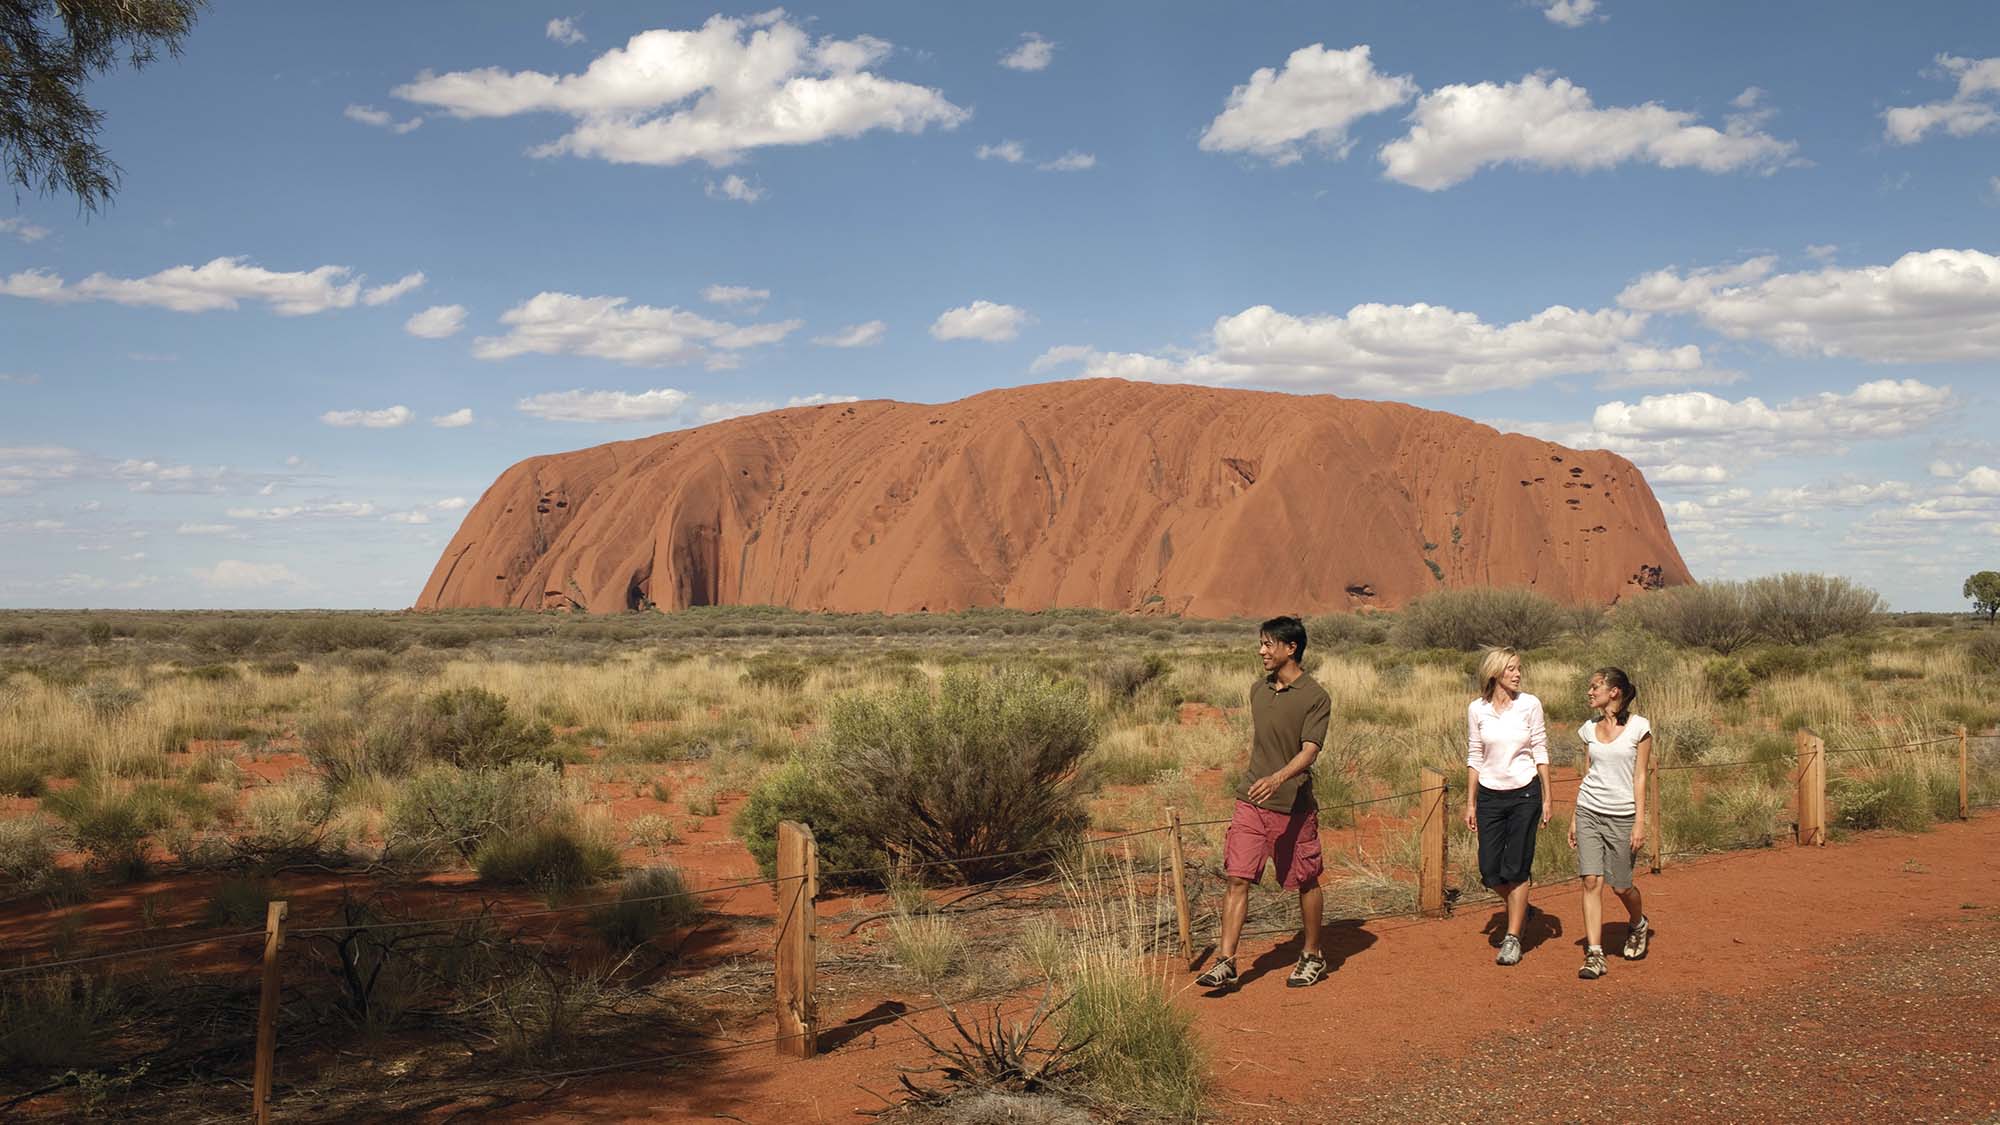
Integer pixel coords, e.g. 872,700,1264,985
1617,249,2000,362
976,140,1026,163
320,405,414,428
0,372,39,384
931,300,1030,342
1883,54,2000,144
432,497,469,511
394,13,967,167
705,174,765,202
1,257,421,316
176,522,236,535
0,217,48,243
702,284,770,306
546,16,585,46
405,303,468,338
787,393,860,407
1805,242,1839,262
1038,151,1095,172
431,407,473,428
385,510,431,524
697,400,775,423
1540,0,1602,27
1000,33,1054,72
1032,301,1727,397
1959,466,2000,495
474,292,801,368
192,560,307,590
343,103,423,134
1200,44,1415,165
812,320,886,348
1379,73,1796,190
226,500,378,520
1929,459,1964,479
516,388,690,422
1648,464,1732,485
361,271,425,305
1591,380,1954,445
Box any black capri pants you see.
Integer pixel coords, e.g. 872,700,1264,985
1475,776,1542,888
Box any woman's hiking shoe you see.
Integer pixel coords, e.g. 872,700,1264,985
1579,947,1608,980
1195,957,1239,992
1286,952,1328,988
1622,916,1651,960
1496,934,1523,966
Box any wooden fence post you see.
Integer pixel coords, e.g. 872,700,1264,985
1796,729,1826,847
252,900,288,1125
1647,750,1662,875
1417,768,1446,917
1961,724,1972,821
1164,807,1194,965
774,821,818,1059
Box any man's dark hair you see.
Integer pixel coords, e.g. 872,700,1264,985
1259,615,1308,665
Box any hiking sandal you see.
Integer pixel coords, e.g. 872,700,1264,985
1195,956,1239,991
1286,951,1328,988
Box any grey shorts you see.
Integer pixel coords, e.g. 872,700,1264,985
1575,806,1636,890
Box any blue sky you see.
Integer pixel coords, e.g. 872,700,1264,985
3,0,1997,610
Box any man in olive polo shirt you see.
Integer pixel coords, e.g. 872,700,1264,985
1195,614,1332,991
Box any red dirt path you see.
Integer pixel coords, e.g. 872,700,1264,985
465,814,2000,1123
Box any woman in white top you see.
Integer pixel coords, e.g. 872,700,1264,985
1567,666,1653,980
1462,647,1550,966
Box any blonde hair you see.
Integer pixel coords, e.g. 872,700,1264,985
1477,647,1522,703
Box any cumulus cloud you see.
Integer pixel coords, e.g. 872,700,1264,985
344,103,424,134
433,497,469,511
931,300,1030,342
432,408,473,428
787,393,860,407
976,140,1026,163
193,560,307,589
226,500,378,520
705,174,765,202
1,257,421,316
1200,44,1415,165
516,388,690,422
361,272,425,305
1379,73,1796,190
702,284,769,306
320,405,414,428
1038,151,1095,172
405,304,468,338
385,510,431,524
546,16,585,46
1540,0,1603,27
1883,54,2000,144
0,217,48,243
474,292,800,368
1031,301,1727,398
1000,33,1054,72
812,320,887,348
1617,249,2000,362
393,13,967,167
695,392,863,423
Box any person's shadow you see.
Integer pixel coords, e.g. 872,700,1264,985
1231,918,1379,988
1482,903,1563,953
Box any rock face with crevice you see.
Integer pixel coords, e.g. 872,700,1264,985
415,379,1691,617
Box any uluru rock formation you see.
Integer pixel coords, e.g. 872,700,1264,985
417,379,1691,617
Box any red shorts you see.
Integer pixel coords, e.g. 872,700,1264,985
1222,799,1324,890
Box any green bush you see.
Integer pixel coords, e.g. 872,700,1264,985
0,760,46,797
1306,612,1390,649
386,762,570,865
1702,657,1753,703
734,755,886,884
1623,583,1757,654
205,877,277,927
1968,631,2000,676
741,654,809,692
1392,587,1569,652
1065,955,1207,1119
1745,573,1883,646
820,670,1096,882
590,866,702,950
1092,654,1170,701
0,816,61,889
1743,645,1830,681
1657,720,1715,766
184,663,240,683
53,790,156,879
416,687,557,768
473,822,618,891
256,659,301,677
1829,771,1931,833
70,678,142,719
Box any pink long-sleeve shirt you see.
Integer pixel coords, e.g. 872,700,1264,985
1466,693,1549,790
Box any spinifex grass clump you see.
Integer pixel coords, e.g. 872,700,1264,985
589,866,702,950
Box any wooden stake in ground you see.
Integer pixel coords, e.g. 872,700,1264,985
1418,768,1446,916
1648,750,1663,875
775,821,819,1059
253,899,288,1125
1165,806,1194,965
1961,724,1972,821
1796,730,1827,847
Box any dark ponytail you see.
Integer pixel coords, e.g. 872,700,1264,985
1594,666,1637,723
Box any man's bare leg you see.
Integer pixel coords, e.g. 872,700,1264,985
1299,883,1324,955
1218,877,1252,961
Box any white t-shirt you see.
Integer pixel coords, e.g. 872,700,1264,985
1466,693,1549,790
1575,714,1652,818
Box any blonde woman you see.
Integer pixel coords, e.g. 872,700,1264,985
1463,647,1550,966
1568,666,1653,980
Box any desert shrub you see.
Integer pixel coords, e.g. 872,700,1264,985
683,782,720,817
51,789,156,879
341,648,396,673
1092,654,1170,702
1664,778,1784,852
256,659,301,677
1623,583,1757,654
236,777,339,860
286,618,410,654
473,822,618,891
82,620,114,646
1702,657,1753,704
888,909,963,986
0,971,121,1071
205,877,277,927
187,620,264,655
0,815,61,889
741,654,809,692
1742,645,1830,681
1657,720,1715,766
0,759,46,797
1969,631,2000,676
1392,587,1569,652
589,866,701,950
1745,573,1884,646
1829,771,1931,833
70,677,142,719
386,762,569,865
1306,612,1390,649
822,670,1095,882
417,687,557,768
735,755,886,884
627,813,680,851
1064,951,1207,1119
184,663,240,683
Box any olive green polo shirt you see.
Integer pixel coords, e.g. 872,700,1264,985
1236,671,1332,813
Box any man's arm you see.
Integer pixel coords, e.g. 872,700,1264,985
1246,741,1322,805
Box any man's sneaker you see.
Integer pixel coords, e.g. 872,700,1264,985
1622,916,1651,961
1286,952,1328,988
1496,934,1523,966
1579,947,1608,980
1194,957,1239,991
